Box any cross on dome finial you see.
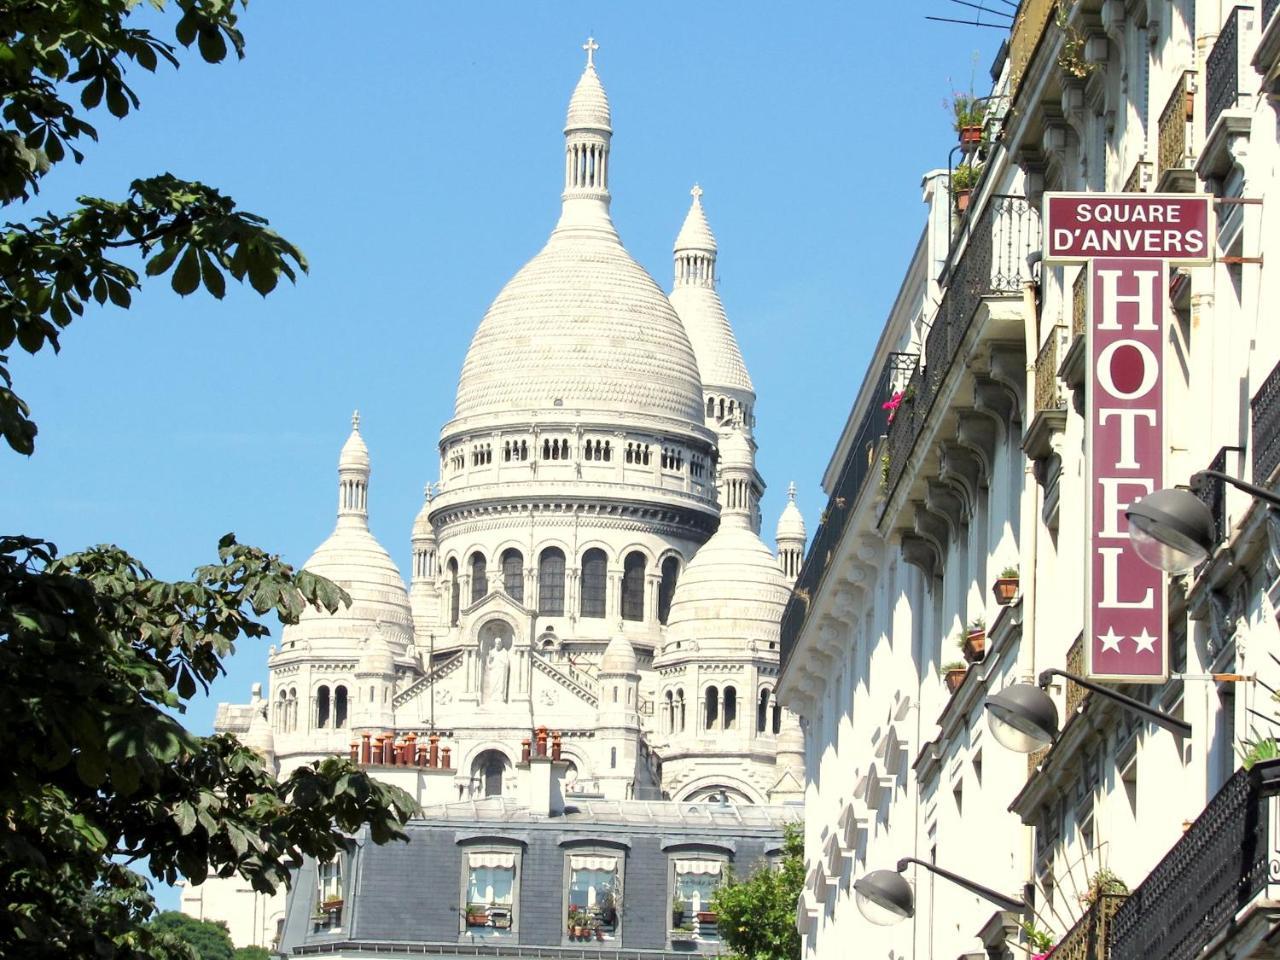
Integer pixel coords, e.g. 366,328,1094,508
583,36,599,68
788,481,797,501
691,183,703,201
351,409,361,431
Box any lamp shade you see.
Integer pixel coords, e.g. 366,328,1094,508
1124,487,1215,574
985,683,1059,753
853,869,914,925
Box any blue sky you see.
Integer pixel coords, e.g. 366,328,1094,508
1,1,1003,910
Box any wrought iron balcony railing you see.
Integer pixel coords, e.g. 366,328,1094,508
1206,7,1250,133
1193,447,1232,549
1072,267,1088,338
1252,355,1280,485
1157,71,1195,182
778,352,918,674
1034,325,1067,413
1065,634,1087,717
1110,759,1280,960
1054,893,1127,960
879,195,1040,505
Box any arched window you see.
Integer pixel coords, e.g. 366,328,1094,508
473,749,510,798
538,547,565,616
621,552,646,622
676,688,686,731
315,685,330,729
610,746,617,769
470,552,487,603
580,548,607,618
603,440,611,462
723,686,737,729
287,688,297,732
448,558,460,626
665,690,674,733
707,396,715,417
334,685,348,729
658,556,680,624
772,702,782,735
501,548,523,603
757,687,771,734
704,686,719,730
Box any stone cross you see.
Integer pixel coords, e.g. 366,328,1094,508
583,36,599,67
691,183,703,200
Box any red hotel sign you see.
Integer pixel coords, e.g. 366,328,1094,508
1044,193,1213,682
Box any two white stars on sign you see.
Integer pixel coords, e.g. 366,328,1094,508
1097,626,1158,654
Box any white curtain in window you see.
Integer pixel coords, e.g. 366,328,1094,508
570,854,617,871
467,863,515,906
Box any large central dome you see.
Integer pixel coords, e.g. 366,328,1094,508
451,59,704,427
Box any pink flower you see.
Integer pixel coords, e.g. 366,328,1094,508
882,392,904,423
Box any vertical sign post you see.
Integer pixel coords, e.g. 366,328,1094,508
1043,193,1213,683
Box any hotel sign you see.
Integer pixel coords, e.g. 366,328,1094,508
1044,193,1213,682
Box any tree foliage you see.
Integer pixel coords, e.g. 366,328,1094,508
0,3,417,958
711,821,804,960
146,912,235,960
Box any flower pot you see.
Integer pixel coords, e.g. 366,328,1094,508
945,666,967,694
697,911,718,924
1185,89,1194,121
959,124,982,145
994,576,1019,605
962,630,986,663
954,189,972,213
573,926,585,937
468,914,489,927
595,928,605,941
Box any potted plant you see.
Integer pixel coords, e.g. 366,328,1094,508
961,617,986,663
950,92,985,145
1079,868,1128,907
320,897,343,912
951,162,981,212
466,902,490,927
697,909,718,925
570,909,589,938
671,896,684,929
942,660,967,694
994,565,1019,605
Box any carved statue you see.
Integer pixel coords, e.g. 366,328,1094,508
479,625,512,704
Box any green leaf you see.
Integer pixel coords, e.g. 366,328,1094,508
197,27,228,64
145,242,183,277
199,250,226,299
172,246,201,296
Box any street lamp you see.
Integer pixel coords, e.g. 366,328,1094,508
1125,470,1280,574
853,857,1025,926
984,668,1191,753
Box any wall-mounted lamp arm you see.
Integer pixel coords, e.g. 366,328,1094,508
1037,668,1191,738
894,857,1025,913
1196,469,1280,509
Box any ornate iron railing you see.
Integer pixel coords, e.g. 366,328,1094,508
1122,158,1150,193
1073,267,1088,338
1065,634,1087,717
1206,8,1247,134
1157,71,1194,181
1110,759,1280,960
1252,356,1280,485
1034,325,1066,412
880,196,1039,506
779,352,918,674
1054,893,1127,960
1194,447,1231,548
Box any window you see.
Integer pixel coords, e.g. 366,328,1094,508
333,685,348,729
315,685,330,729
470,552,487,603
580,549,607,618
463,849,517,938
675,688,686,732
757,688,771,734
314,856,344,929
472,749,510,798
665,690,675,733
565,852,622,943
658,556,680,624
538,547,566,616
448,558,460,626
704,686,719,730
621,552,646,621
501,549,523,603
723,686,737,729
671,857,725,942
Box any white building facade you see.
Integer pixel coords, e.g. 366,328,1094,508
779,2,1280,958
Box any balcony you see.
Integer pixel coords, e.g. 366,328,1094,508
1207,8,1251,133
1008,0,1058,104
1110,759,1280,960
1156,71,1196,191
879,195,1039,507
1054,893,1126,960
1252,356,1280,486
1025,325,1068,465
1201,7,1257,180
778,352,917,674
1192,447,1240,552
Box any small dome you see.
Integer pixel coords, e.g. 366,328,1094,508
776,710,805,756
339,411,369,471
674,187,717,253
242,701,275,759
600,633,638,675
719,429,752,469
356,623,397,675
412,494,435,540
565,64,611,132
662,525,792,649
776,482,806,540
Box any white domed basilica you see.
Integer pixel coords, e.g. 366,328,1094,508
223,42,805,808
